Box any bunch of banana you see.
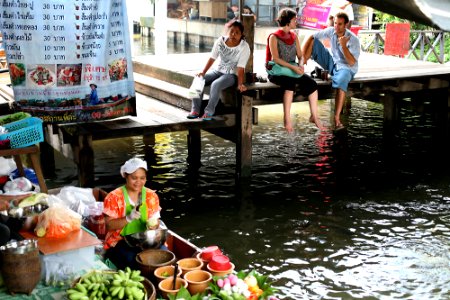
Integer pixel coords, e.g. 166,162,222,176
109,268,146,300
65,268,146,300
66,271,111,300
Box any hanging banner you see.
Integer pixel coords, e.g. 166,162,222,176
297,0,331,29
0,0,136,123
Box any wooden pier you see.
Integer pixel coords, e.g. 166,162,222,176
14,50,450,186
131,50,450,178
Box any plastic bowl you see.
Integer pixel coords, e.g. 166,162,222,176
208,254,231,271
200,245,222,262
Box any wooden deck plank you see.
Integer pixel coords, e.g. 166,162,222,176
134,50,450,83
55,93,235,143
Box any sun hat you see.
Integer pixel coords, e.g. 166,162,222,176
120,157,148,178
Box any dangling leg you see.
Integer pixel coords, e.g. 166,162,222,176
283,90,294,133
331,69,353,128
203,73,236,117
307,90,324,130
334,88,346,128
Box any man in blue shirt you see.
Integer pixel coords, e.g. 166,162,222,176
302,11,360,129
89,83,100,105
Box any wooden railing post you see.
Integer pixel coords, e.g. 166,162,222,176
236,93,253,179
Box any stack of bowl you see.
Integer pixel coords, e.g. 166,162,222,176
206,254,235,277
196,245,222,270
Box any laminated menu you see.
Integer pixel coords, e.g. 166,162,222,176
0,0,136,123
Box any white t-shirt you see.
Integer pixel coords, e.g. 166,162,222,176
211,37,250,74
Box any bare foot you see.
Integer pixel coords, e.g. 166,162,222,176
284,120,294,133
334,119,344,130
309,115,325,131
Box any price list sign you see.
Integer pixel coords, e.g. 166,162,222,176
0,0,136,123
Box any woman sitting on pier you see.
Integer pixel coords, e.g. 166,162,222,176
266,8,323,133
187,20,250,121
102,157,161,270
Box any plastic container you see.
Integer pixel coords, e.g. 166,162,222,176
200,245,222,262
208,254,231,271
0,117,44,148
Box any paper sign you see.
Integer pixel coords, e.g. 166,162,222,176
0,0,136,123
384,23,410,56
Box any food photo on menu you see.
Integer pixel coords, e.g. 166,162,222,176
108,57,128,82
9,63,26,87
26,64,56,87
56,64,82,87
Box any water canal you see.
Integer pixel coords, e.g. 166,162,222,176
47,36,450,299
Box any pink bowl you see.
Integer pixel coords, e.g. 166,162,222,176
208,254,231,271
200,246,222,262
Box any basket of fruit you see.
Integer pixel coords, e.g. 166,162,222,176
66,268,156,300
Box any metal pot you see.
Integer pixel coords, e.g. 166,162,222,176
0,239,38,254
124,221,168,249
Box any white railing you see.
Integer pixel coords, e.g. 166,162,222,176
359,29,446,64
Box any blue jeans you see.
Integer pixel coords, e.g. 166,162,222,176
191,70,237,115
312,38,354,92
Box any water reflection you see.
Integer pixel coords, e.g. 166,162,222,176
48,35,450,299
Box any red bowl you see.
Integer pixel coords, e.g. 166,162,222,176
201,246,222,262
208,254,231,271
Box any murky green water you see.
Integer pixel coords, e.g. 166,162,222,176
48,97,450,299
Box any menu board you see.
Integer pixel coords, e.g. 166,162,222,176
0,0,136,123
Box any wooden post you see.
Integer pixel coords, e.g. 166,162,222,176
187,129,201,167
382,92,400,128
39,140,55,178
77,134,94,187
236,94,253,178
242,15,254,75
431,88,449,138
381,92,401,143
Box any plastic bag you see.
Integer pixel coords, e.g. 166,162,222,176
56,186,96,216
35,203,82,238
0,157,16,176
3,177,33,193
42,257,75,287
85,202,106,240
188,75,205,99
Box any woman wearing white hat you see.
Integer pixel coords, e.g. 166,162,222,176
102,157,161,269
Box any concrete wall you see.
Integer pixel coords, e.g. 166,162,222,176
159,18,315,50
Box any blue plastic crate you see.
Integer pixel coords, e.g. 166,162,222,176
0,117,44,148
